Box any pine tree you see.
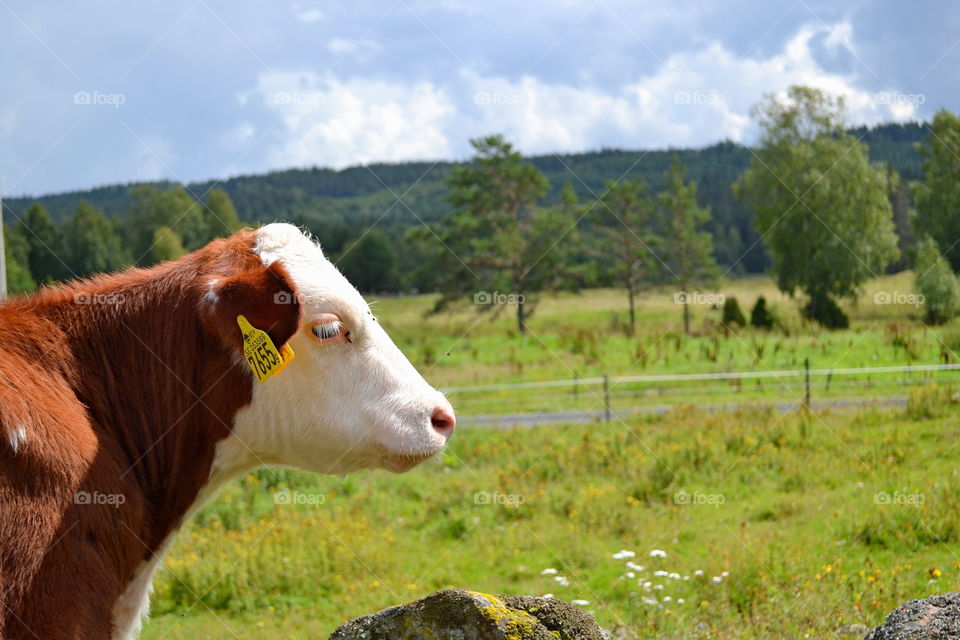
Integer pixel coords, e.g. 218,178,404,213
15,203,65,284
203,189,242,240
592,177,658,333
61,201,129,278
657,157,718,334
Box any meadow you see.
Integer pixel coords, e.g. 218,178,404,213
141,274,960,639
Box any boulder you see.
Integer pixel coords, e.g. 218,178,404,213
329,588,604,640
866,592,960,639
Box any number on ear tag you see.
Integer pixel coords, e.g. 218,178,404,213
237,315,295,383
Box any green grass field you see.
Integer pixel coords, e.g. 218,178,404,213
383,272,960,416
140,275,960,639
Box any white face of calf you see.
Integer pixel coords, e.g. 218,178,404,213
230,223,455,475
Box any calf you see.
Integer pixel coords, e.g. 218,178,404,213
0,223,455,639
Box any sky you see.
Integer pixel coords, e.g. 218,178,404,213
0,0,957,197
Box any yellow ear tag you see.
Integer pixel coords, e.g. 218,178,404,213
236,315,295,383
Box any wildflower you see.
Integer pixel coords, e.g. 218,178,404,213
694,570,704,576
612,550,636,560
721,571,729,577
571,599,590,606
712,576,723,583
541,568,558,575
663,596,673,603
668,572,681,580
555,576,570,586
654,570,669,577
649,549,667,558
626,561,644,571
678,598,686,604
642,596,658,605
542,593,554,598
625,572,636,578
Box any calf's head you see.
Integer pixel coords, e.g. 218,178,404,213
203,223,454,475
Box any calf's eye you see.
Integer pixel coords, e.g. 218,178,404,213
308,315,349,344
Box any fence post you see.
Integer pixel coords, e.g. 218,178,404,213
603,374,611,422
804,357,811,410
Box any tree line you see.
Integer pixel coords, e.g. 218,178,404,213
4,186,242,292
423,86,960,334
5,85,959,334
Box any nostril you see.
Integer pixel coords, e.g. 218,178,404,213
430,406,456,438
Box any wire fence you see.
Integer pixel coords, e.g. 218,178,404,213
443,361,960,425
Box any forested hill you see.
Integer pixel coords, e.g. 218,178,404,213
6,121,927,275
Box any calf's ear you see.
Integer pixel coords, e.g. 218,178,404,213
201,261,302,353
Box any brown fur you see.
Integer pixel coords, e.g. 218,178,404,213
0,231,300,639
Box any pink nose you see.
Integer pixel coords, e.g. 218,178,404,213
430,405,456,439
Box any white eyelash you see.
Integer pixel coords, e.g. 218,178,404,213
312,321,343,341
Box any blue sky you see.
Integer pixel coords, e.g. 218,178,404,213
1,0,956,196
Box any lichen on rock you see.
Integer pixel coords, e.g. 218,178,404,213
328,588,604,640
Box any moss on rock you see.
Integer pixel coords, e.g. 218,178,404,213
328,588,603,640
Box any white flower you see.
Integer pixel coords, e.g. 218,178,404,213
641,580,652,590
642,596,659,605
654,570,669,577
626,561,644,571
712,576,724,583
625,572,636,578
612,550,636,560
555,576,570,586
668,572,681,580
721,571,729,577
571,599,590,606
663,596,673,602
649,549,667,558
542,593,554,598
683,576,690,581
678,598,686,604
541,568,558,575
653,584,664,590
694,570,704,576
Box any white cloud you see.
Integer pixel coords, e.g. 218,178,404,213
326,37,382,61
254,20,919,173
295,8,323,23
220,121,256,151
258,71,454,168
459,20,920,156
824,21,856,53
